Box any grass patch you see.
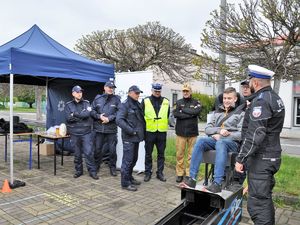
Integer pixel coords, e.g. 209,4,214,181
274,155,300,196
0,107,36,113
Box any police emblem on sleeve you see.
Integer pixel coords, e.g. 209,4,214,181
252,106,262,118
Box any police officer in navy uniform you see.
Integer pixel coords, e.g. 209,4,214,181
235,65,285,225
91,81,121,176
65,85,99,180
116,85,145,191
142,83,170,182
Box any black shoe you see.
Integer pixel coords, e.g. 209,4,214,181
110,168,117,176
144,174,151,182
90,173,99,180
176,176,183,183
183,177,196,188
122,184,137,192
206,182,222,193
156,174,167,182
131,178,141,186
73,172,83,178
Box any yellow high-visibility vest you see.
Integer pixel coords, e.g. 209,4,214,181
144,98,169,132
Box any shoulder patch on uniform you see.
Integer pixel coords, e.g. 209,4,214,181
277,99,284,108
258,93,264,99
252,106,262,118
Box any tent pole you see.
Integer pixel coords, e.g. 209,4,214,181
9,66,14,184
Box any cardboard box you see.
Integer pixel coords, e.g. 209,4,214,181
40,143,54,156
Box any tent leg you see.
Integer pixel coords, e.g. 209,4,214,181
9,70,26,189
9,72,14,184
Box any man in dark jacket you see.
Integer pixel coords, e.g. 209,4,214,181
116,85,145,191
142,83,170,182
91,81,121,176
65,85,98,180
235,65,285,225
173,83,201,183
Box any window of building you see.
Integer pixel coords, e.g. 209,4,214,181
294,98,300,126
172,93,178,107
206,74,211,86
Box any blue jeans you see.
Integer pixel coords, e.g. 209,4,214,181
189,137,239,184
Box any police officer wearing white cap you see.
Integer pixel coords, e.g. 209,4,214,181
142,83,170,182
65,85,98,180
235,65,285,224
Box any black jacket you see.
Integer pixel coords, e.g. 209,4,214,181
116,96,145,142
91,94,121,133
173,97,201,137
65,99,92,135
236,86,285,163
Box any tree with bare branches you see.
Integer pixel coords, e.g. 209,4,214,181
75,21,197,82
196,0,300,93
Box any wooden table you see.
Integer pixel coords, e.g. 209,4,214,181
36,133,70,175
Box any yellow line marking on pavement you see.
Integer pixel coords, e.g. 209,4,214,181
44,192,81,208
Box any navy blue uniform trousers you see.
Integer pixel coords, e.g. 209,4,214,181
94,133,117,170
144,131,167,176
121,141,139,187
70,132,96,174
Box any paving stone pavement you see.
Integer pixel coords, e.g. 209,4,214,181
0,136,299,225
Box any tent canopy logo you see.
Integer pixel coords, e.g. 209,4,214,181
58,100,65,112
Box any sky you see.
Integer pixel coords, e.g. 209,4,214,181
0,0,240,53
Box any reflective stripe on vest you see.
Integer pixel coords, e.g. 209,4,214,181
144,98,169,132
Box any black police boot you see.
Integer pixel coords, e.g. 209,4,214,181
131,178,141,186
110,167,117,176
89,173,99,180
156,173,167,182
176,176,183,183
122,184,137,192
73,172,83,178
144,174,151,182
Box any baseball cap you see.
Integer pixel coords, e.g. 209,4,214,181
72,85,83,93
128,85,143,93
182,83,192,91
104,81,116,88
240,79,249,86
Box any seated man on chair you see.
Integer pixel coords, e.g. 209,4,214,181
183,87,244,193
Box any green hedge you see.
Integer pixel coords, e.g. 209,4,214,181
192,92,215,122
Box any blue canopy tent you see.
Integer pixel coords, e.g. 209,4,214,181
0,25,114,184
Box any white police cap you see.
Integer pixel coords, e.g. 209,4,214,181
248,65,274,79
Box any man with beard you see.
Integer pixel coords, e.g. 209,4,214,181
235,65,285,225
